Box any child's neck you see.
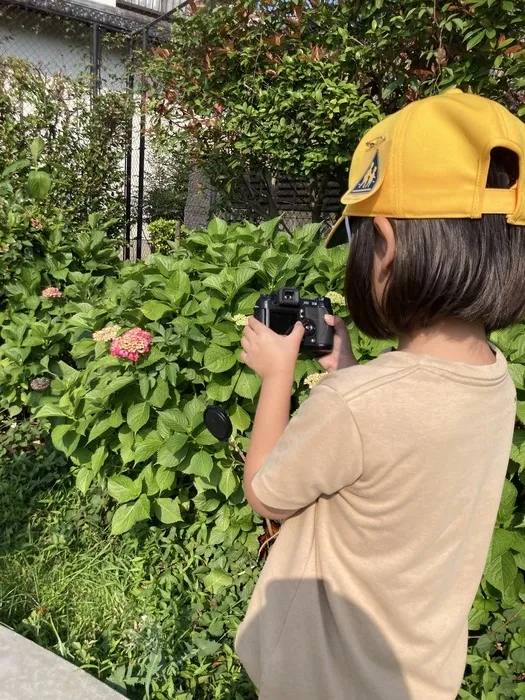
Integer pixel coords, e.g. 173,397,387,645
397,319,495,366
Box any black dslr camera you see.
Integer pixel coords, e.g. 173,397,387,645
254,288,334,356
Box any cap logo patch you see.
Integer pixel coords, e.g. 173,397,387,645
351,151,379,194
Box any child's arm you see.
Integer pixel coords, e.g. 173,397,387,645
240,317,305,520
243,372,298,520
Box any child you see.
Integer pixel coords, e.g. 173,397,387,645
234,89,525,700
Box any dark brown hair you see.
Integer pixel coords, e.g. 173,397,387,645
345,148,525,339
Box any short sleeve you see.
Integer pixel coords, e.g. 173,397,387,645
251,383,363,511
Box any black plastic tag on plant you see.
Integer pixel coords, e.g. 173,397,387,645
204,405,233,442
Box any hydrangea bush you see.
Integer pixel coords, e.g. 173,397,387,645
2,153,525,695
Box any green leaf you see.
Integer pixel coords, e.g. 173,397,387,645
91,445,107,474
154,497,183,523
203,568,233,593
30,136,45,161
184,396,205,431
76,467,94,495
157,433,188,467
107,474,141,503
134,430,164,463
127,402,150,433
203,344,237,374
228,403,251,432
155,466,176,491
150,377,170,408
34,404,69,418
484,551,517,593
206,375,234,402
111,494,150,535
498,480,517,523
489,528,515,557
105,376,135,395
27,170,51,200
157,408,188,436
219,468,238,498
51,423,79,456
234,370,261,400
140,300,171,321
508,364,525,389
88,418,112,443
185,451,213,478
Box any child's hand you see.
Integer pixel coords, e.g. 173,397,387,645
241,317,304,379
318,315,357,373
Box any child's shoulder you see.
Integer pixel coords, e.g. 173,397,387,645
320,351,422,403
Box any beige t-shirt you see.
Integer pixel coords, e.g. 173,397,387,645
235,348,516,700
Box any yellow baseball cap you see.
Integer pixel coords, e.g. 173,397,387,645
325,89,525,247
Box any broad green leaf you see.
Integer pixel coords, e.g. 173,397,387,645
150,377,170,408
484,551,517,593
140,300,171,320
91,445,107,474
206,375,234,402
185,451,213,478
76,467,94,495
203,568,233,593
27,170,51,200
157,433,188,467
184,396,205,431
30,136,45,160
508,364,525,389
111,494,150,535
157,407,188,437
35,404,69,418
104,376,135,395
203,344,237,374
88,418,113,443
156,466,176,491
216,505,231,532
228,403,251,432
234,369,261,400
489,528,515,558
154,497,183,524
219,468,238,498
498,480,517,523
107,474,141,503
134,430,164,463
127,402,150,433
51,423,79,456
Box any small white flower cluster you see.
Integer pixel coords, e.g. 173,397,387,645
304,372,327,389
232,314,249,327
325,291,345,307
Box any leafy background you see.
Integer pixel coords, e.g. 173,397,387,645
0,155,525,698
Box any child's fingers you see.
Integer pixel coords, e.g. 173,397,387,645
248,316,270,334
325,314,346,333
240,350,248,364
241,336,250,350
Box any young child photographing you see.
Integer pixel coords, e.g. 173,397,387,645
234,90,525,699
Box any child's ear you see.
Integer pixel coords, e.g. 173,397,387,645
373,216,396,272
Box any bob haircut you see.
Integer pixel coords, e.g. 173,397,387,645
345,148,525,340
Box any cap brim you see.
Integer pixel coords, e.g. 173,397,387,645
324,214,350,248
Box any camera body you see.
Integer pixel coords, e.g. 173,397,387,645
254,287,334,356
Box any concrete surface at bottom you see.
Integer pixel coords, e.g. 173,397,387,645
0,626,123,699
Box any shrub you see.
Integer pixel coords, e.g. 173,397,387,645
148,218,183,254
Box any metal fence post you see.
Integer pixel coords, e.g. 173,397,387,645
91,23,101,99
135,27,148,260
124,36,135,261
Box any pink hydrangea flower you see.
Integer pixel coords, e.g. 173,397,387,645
110,327,152,362
41,287,62,298
92,324,121,342
30,377,50,391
